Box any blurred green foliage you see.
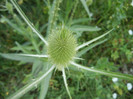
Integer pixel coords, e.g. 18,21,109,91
0,0,133,99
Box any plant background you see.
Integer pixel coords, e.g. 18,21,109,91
0,0,133,99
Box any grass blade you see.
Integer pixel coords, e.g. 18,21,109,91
70,62,133,80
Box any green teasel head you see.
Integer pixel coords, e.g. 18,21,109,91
47,26,77,70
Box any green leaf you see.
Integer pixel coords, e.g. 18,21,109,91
31,39,40,54
11,41,43,52
77,39,108,57
7,65,55,99
71,18,91,25
11,46,34,51
10,0,48,45
15,42,30,53
0,53,36,63
62,68,72,99
40,23,48,33
80,0,92,17
1,16,26,35
96,57,116,71
32,60,43,76
39,63,52,99
71,62,133,80
76,29,113,50
6,1,13,13
70,25,101,32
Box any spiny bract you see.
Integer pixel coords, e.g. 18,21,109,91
47,27,77,70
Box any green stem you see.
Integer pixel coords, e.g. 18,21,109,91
68,0,79,26
47,0,62,34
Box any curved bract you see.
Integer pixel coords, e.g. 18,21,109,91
47,27,77,70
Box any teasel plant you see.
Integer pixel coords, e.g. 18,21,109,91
0,0,133,99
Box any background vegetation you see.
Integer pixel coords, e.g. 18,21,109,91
0,0,133,99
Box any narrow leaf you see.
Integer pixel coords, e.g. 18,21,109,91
17,54,48,58
77,39,108,57
39,63,53,99
0,53,35,62
15,42,30,53
32,60,43,77
71,18,91,25
71,25,101,32
80,0,92,17
8,65,55,99
10,0,48,45
70,62,133,80
76,29,113,50
62,68,72,99
1,16,25,35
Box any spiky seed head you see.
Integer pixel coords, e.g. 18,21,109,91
47,26,77,70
